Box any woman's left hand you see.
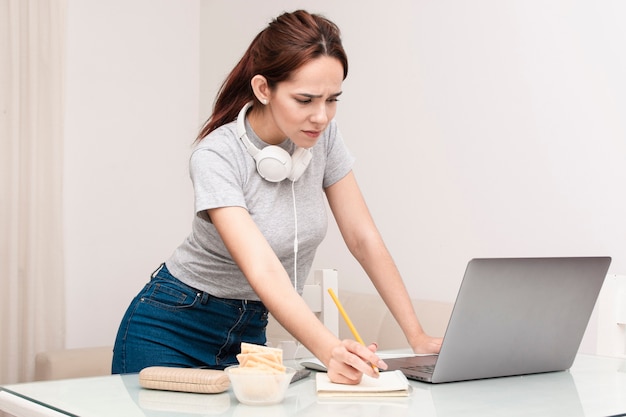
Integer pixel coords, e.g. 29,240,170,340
412,334,443,354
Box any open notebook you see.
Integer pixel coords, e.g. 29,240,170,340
315,370,410,397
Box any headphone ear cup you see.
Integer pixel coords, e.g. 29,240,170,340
254,145,292,182
288,148,312,182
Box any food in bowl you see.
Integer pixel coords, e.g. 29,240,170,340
236,342,285,373
225,342,295,405
225,365,296,405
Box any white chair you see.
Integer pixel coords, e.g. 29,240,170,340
266,269,339,359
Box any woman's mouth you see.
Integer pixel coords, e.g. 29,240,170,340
303,130,321,139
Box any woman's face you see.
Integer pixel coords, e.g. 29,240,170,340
260,56,344,148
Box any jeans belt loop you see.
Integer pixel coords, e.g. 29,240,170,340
200,292,210,305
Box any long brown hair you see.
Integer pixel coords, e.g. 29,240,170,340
196,10,348,141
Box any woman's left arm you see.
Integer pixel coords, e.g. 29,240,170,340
325,171,442,353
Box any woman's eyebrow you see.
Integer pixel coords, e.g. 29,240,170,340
296,91,343,99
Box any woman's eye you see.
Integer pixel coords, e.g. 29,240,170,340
295,97,339,104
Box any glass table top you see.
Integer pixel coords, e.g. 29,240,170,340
2,354,625,417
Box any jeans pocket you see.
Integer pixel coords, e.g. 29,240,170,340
141,279,199,311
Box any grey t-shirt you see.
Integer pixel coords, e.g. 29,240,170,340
165,116,354,300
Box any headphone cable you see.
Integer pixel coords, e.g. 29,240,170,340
291,179,298,292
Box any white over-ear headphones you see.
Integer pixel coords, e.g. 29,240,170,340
237,102,312,182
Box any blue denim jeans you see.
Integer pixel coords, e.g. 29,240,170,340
112,264,268,374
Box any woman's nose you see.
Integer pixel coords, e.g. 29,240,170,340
309,102,329,125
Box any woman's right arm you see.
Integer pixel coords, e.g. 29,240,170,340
206,205,385,383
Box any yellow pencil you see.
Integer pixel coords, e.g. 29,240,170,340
327,288,379,374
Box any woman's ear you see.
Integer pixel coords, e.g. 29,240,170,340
251,75,271,104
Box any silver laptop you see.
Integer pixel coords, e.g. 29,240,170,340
385,257,611,383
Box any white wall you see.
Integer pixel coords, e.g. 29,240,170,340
64,0,626,350
198,1,626,354
200,0,626,301
63,0,199,347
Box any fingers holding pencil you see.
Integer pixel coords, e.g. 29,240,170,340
326,288,388,383
327,340,388,384
364,342,388,374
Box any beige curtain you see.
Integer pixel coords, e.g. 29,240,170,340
0,0,66,384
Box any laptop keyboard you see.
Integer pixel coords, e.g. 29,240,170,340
404,364,435,374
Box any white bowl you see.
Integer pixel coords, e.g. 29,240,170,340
224,365,296,406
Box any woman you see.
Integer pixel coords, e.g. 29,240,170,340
112,10,441,384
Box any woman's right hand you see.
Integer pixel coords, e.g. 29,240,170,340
325,340,388,384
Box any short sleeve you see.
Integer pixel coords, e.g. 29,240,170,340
322,122,355,188
189,130,249,216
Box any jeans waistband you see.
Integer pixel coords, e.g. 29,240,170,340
153,263,266,309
